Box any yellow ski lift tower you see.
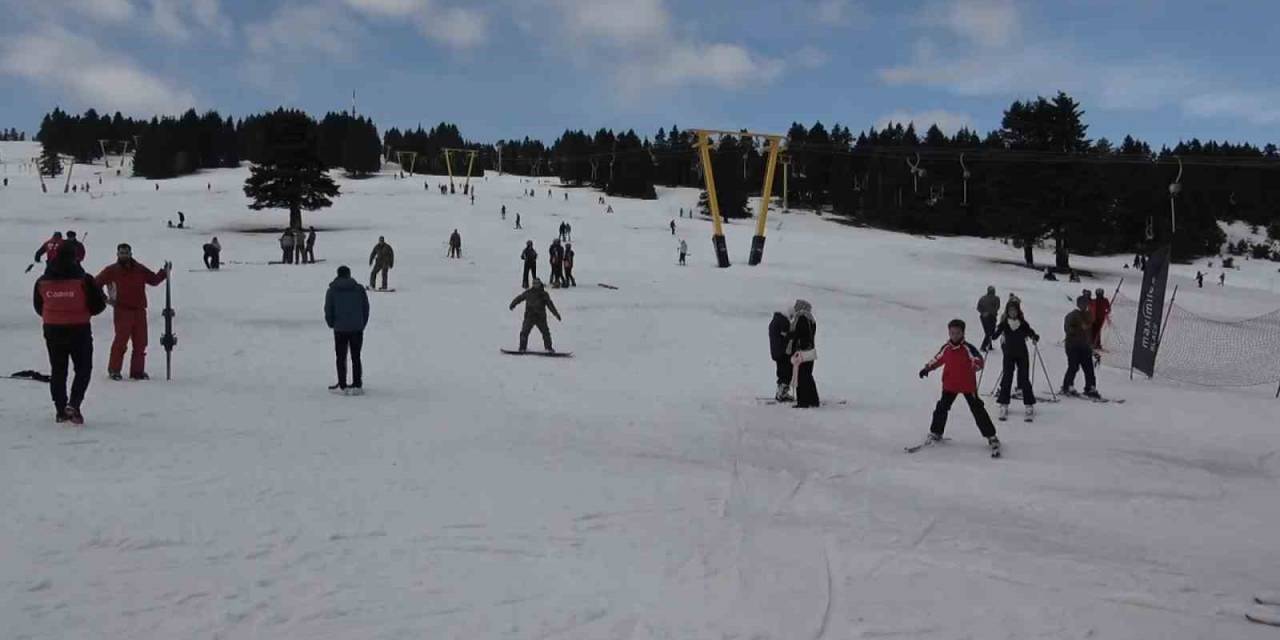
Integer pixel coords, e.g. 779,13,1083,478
442,148,479,191
693,129,784,267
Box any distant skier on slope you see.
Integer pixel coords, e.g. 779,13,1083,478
563,243,576,287
1090,288,1110,350
678,239,688,266
769,309,793,402
279,229,295,264
918,319,1000,453
33,247,107,425
549,239,565,288
368,236,394,291
521,241,537,288
1061,297,1099,398
509,278,561,353
990,299,1039,421
448,229,462,259
324,265,370,395
202,237,221,270
304,227,317,264
976,285,1000,351
670,220,676,235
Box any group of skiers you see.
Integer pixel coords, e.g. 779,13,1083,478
278,227,318,264
520,239,575,289
31,233,170,423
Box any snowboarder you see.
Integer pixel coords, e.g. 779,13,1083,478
563,243,577,287
368,236,394,291
769,310,793,402
33,247,107,424
279,229,295,264
790,300,819,408
1061,297,1099,398
991,300,1040,421
549,239,565,288
304,227,317,264
521,241,537,288
678,239,688,266
202,237,221,270
976,285,1000,351
95,244,169,380
325,265,370,395
1090,288,1111,350
509,278,561,353
1196,271,1204,288
1043,268,1058,281
448,229,462,259
918,319,1000,452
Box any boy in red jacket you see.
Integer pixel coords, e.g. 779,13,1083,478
918,319,1000,453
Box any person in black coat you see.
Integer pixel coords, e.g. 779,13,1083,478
521,241,537,288
769,311,793,402
990,300,1040,418
789,299,819,408
324,265,371,394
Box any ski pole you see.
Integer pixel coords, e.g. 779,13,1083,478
1034,343,1057,402
24,262,34,273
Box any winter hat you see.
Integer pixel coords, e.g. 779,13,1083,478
336,265,351,278
987,285,995,294
793,299,812,314
1095,288,1105,296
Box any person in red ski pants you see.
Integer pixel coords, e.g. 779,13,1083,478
95,243,169,380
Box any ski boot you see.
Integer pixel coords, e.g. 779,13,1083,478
997,405,1009,421
988,436,1002,457
1083,388,1102,400
1060,386,1079,397
66,407,84,426
775,384,794,403
1025,405,1035,421
56,408,69,424
328,383,346,394
130,372,150,381
108,372,123,381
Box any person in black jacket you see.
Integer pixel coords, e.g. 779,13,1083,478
769,311,793,402
33,248,107,424
990,300,1040,420
789,299,819,408
510,279,561,352
521,241,537,288
324,266,371,394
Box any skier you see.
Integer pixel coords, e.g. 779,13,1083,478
509,278,561,353
790,300,819,408
976,285,1000,351
1090,288,1111,350
279,229,295,264
558,222,566,242
293,228,306,265
1196,271,1204,288
202,237,221,270
563,243,576,287
678,239,688,266
1043,268,1058,281
670,220,676,236
302,227,316,264
33,247,107,424
515,214,522,230
324,265,370,395
95,244,169,380
1219,272,1226,287
521,241,537,288
1061,297,1099,398
368,236,394,291
918,319,1000,453
606,205,613,214
564,223,572,243
1076,288,1092,309
549,239,565,288
501,205,506,220
448,229,462,259
34,231,64,270
769,309,793,402
177,211,185,228
991,300,1040,421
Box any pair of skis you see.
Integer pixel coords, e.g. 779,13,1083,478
904,435,1001,458
1248,593,1280,627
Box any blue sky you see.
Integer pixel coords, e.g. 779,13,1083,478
1,0,1277,148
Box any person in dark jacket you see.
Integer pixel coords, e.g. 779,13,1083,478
549,239,565,288
202,237,221,270
448,229,462,259
509,278,561,352
304,227,317,264
369,236,394,290
279,230,295,264
563,244,576,287
33,248,107,424
918,319,999,450
789,299,819,408
769,310,793,402
324,266,370,394
991,300,1040,420
1062,297,1099,398
976,285,1000,351
521,241,537,288
1043,268,1057,281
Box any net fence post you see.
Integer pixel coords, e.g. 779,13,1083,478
1151,285,1179,377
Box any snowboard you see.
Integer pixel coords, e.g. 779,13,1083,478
1246,608,1280,627
500,349,573,358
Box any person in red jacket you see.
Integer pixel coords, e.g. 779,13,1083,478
33,231,63,266
918,319,1000,451
1089,288,1111,350
95,243,170,380
33,248,107,424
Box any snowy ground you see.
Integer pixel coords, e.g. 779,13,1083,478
2,140,1279,639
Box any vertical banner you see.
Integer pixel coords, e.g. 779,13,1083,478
1131,244,1171,377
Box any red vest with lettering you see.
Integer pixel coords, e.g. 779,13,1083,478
39,279,92,326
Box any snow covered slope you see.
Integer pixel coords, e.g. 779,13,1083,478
2,142,1278,638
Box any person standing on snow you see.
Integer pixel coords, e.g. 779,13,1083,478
790,300,819,408
976,285,1000,351
1196,271,1204,288
202,237,221,270
1076,288,1092,310
563,244,577,287
509,278,561,353
521,241,537,288
279,229,295,264
94,244,169,380
918,319,1000,452
670,220,676,236
515,213,522,230
304,227,317,264
678,239,688,266
549,239,565,288
769,310,793,402
324,265,370,395
1090,288,1111,350
990,300,1040,420
34,231,64,271
293,228,306,265
368,236,394,291
1061,297,1099,398
34,247,107,424
448,229,462,259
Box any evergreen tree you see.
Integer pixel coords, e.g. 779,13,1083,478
697,134,750,219
243,110,340,229
39,146,63,177
342,117,381,177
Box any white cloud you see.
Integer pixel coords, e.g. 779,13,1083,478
557,0,668,43
0,27,195,115
418,6,488,49
144,0,232,41
876,109,973,135
630,43,783,90
813,0,859,26
1184,92,1280,126
921,0,1019,48
245,3,359,58
344,0,424,17
76,0,135,22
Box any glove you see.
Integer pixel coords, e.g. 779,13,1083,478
918,368,929,379
1031,336,1040,344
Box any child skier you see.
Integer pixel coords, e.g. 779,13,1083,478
990,300,1040,421
917,319,1000,454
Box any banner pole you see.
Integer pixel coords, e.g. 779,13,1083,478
1151,284,1179,376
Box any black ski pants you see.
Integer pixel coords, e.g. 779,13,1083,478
997,349,1035,405
979,314,997,350
795,361,819,407
564,265,576,287
519,316,552,351
45,325,93,412
522,262,537,288
369,264,389,290
930,391,996,438
1062,342,1096,391
334,331,363,388
774,358,792,387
